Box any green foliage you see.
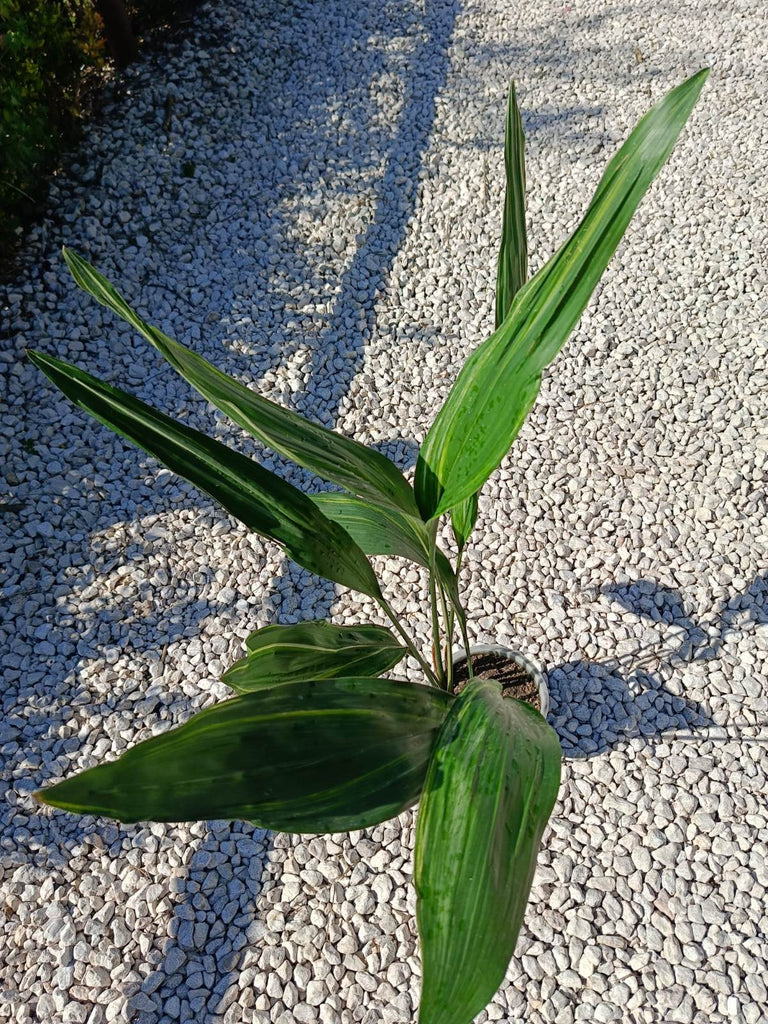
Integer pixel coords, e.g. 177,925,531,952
0,0,104,244
27,349,384,598
224,621,406,692
62,248,421,516
37,677,453,830
415,680,562,1024
415,69,709,522
0,0,197,258
30,74,708,1024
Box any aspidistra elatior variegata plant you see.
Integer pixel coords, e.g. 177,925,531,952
31,70,707,1024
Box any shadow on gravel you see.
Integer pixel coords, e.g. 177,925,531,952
470,5,667,105
5,0,459,1020
6,0,728,1017
548,655,714,760
546,573,768,759
151,0,462,1013
604,573,768,662
134,826,274,1024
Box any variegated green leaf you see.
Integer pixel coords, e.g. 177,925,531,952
312,491,433,566
415,679,562,1024
450,83,527,551
312,491,465,629
494,81,528,328
36,678,453,832
449,492,478,552
28,350,381,597
416,70,708,519
223,621,405,692
62,247,419,516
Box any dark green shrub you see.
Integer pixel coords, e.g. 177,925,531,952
0,0,105,249
0,0,195,264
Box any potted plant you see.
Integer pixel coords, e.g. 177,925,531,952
29,70,708,1024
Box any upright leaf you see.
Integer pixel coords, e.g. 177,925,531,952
494,81,528,328
415,680,561,1024
62,248,419,516
28,350,381,597
450,82,527,551
223,621,405,692
449,492,478,552
416,70,709,519
36,678,453,832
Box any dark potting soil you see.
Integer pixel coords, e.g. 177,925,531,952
451,651,541,710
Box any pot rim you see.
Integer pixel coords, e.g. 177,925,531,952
451,643,550,718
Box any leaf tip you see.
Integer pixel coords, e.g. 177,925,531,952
33,782,83,815
62,246,89,284
219,663,239,689
678,67,710,102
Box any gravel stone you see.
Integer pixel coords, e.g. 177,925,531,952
2,0,766,1021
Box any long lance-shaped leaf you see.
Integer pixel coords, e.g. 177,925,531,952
449,83,528,551
223,621,406,692
35,678,453,831
28,350,381,597
62,248,419,517
494,81,528,327
312,491,465,628
416,69,709,519
415,680,562,1024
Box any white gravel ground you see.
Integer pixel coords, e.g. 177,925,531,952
1,0,767,1022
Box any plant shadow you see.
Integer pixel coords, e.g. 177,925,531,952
548,656,713,760
546,572,768,760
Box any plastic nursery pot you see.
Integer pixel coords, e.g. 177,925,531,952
451,644,550,718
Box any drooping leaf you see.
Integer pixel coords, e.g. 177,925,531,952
416,70,709,519
36,678,453,831
494,81,528,328
312,491,433,566
28,350,381,597
415,679,562,1024
62,248,419,516
223,621,406,692
312,491,465,628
